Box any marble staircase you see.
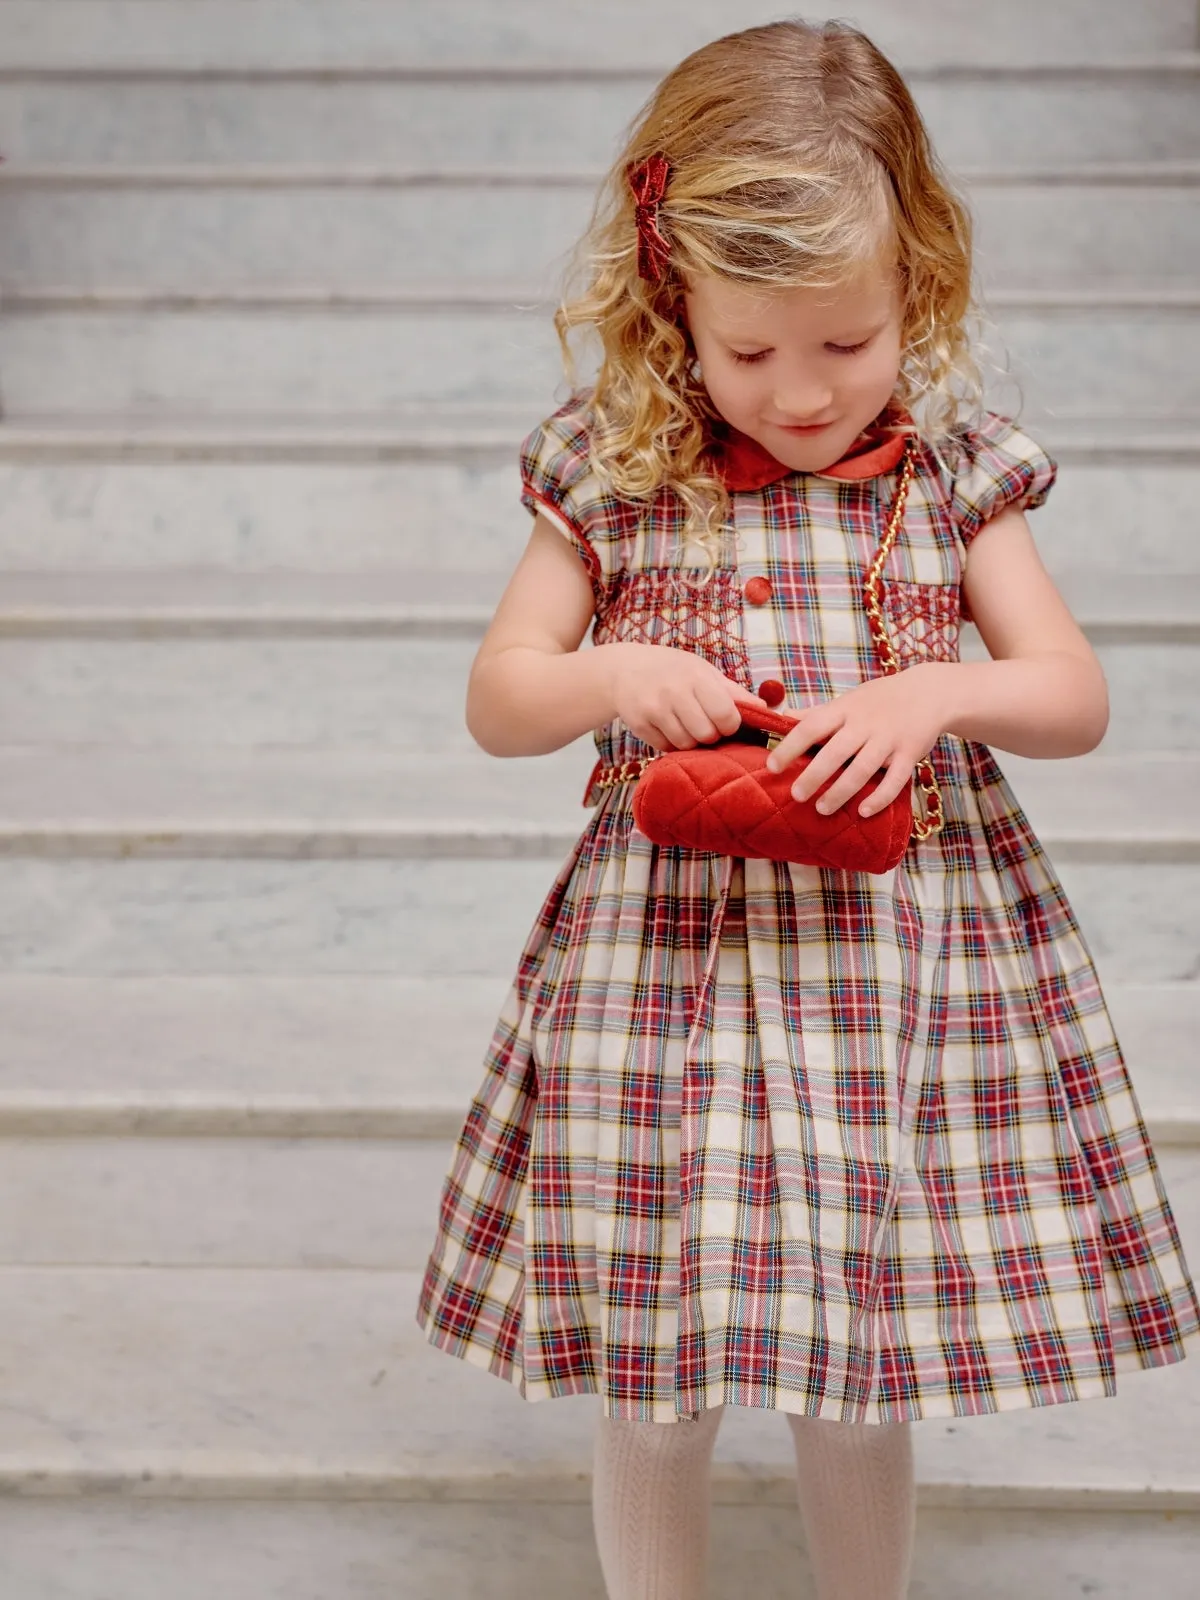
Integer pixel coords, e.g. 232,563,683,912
1,3,1199,1595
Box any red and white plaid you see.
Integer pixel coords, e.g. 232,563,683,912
416,396,1200,1424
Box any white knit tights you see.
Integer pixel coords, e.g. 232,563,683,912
592,1406,915,1600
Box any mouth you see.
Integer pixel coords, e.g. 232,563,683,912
775,420,837,437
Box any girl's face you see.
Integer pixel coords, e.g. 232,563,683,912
683,267,905,474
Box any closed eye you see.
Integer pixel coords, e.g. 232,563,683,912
826,338,871,355
730,349,771,365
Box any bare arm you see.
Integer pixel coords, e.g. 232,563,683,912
466,515,765,759
943,505,1110,757
465,515,616,757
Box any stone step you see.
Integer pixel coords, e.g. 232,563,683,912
2,0,1195,67
0,1135,447,1267
0,856,1193,984
2,63,1197,172
0,1131,1195,1268
1,172,1196,292
2,974,1194,1143
0,422,1194,576
0,299,1195,420
0,744,1195,864
0,633,1192,752
0,1265,1196,1512
0,1503,1193,1600
0,569,1196,644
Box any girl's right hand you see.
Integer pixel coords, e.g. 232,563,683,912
603,642,767,751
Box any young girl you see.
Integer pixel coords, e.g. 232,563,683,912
417,19,1200,1598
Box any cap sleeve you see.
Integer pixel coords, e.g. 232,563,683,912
949,413,1058,545
519,398,617,593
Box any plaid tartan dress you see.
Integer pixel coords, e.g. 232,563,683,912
416,396,1200,1424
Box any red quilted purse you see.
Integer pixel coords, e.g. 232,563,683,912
631,696,916,872
595,438,945,873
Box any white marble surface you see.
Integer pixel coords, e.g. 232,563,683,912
0,856,1194,980
0,1132,1193,1271
0,1135,451,1266
0,975,1192,1131
0,1266,1198,1496
0,1499,1196,1600
0,458,528,572
0,569,1196,636
0,974,508,1107
1,304,1198,420
2,74,1196,171
0,745,1193,850
0,635,1194,749
2,184,1197,295
0,742,593,830
2,0,1195,68
0,459,1194,577
0,858,555,975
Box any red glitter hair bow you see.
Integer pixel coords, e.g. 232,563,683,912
627,153,673,283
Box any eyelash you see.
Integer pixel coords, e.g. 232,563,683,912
730,339,870,365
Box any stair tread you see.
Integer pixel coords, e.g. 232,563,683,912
1,0,1195,73
2,413,1199,461
0,744,1194,840
0,974,1194,1127
4,160,1200,183
1,568,1198,628
0,1264,1196,1501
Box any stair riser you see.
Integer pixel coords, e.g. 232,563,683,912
1,306,1197,422
2,186,1196,292
0,1500,1195,1600
3,78,1198,171
0,858,1194,982
0,1136,1193,1268
0,637,1194,751
3,0,1197,67
1,976,1194,1135
0,1136,448,1267
0,459,1194,575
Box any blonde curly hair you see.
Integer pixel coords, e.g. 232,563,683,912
553,18,982,567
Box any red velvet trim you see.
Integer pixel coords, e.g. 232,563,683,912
708,408,913,491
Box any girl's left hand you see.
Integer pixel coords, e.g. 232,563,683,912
764,664,954,817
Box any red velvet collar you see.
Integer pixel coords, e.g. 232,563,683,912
707,407,914,490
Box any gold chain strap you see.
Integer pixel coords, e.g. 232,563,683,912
862,439,945,839
591,754,658,790
593,437,947,837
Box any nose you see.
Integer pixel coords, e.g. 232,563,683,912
770,364,834,423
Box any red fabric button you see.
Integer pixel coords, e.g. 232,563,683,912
757,678,786,707
743,575,772,606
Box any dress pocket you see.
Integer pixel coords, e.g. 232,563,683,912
880,579,963,666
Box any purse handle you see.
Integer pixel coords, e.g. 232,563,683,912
863,438,945,840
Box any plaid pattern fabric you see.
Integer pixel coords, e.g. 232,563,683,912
416,397,1200,1423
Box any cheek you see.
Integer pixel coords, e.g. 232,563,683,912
701,360,759,419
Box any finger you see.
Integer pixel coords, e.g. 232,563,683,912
787,729,865,803
629,719,673,751
764,706,841,773
651,706,699,749
723,675,767,707
675,690,723,746
811,740,892,815
857,754,916,816
696,680,748,738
